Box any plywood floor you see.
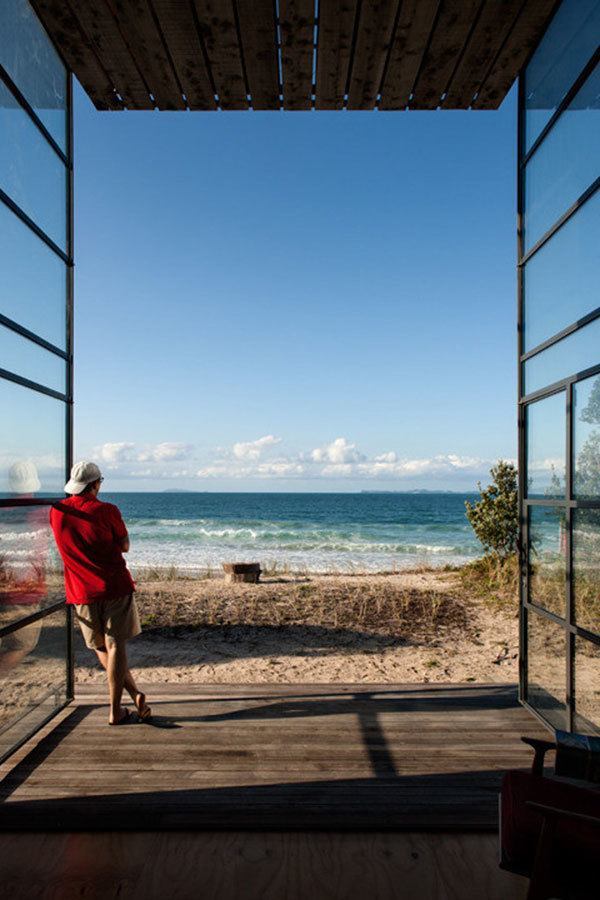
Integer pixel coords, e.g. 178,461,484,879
0,683,547,831
0,831,529,900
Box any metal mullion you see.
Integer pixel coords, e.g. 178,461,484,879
517,71,527,707
0,498,61,508
565,384,574,730
525,600,568,630
0,313,69,360
66,70,75,701
0,189,71,265
521,306,600,364
521,47,600,169
0,599,66,639
520,701,555,735
0,698,72,768
519,177,600,268
0,62,68,165
525,602,600,647
0,366,68,402
521,362,600,406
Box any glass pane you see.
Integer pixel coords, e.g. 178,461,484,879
0,201,67,348
574,374,600,499
524,0,600,152
0,606,67,760
528,506,567,618
524,316,600,395
0,79,67,250
523,192,600,352
0,0,67,151
526,392,565,497
0,506,64,626
574,637,600,734
523,63,600,253
0,378,65,498
526,609,567,730
573,509,600,634
0,325,65,393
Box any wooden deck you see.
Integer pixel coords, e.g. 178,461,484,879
0,683,548,832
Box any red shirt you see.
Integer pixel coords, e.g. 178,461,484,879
50,495,135,605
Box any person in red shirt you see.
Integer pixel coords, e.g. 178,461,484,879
50,461,151,725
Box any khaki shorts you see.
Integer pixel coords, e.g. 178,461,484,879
75,594,141,650
0,605,42,653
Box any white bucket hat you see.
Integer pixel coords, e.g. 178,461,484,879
65,460,103,495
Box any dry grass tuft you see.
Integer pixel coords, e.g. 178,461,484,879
136,574,468,642
458,554,519,609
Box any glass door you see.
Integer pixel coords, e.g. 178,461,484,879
0,0,73,762
518,0,600,733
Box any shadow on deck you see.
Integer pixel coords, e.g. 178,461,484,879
0,683,547,831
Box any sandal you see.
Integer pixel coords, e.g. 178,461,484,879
109,708,132,726
135,692,152,721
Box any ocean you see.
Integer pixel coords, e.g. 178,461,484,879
101,492,484,574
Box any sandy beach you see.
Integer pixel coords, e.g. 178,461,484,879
75,568,521,685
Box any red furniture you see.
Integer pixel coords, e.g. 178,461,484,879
500,737,600,899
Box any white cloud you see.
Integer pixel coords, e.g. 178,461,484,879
138,442,193,462
233,435,282,460
374,451,397,463
94,442,137,466
86,435,505,487
311,437,365,465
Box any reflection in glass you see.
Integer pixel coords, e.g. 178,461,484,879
524,63,600,252
526,392,565,497
524,0,600,152
0,325,65,393
523,192,600,351
575,637,600,734
0,0,67,150
0,79,67,249
0,202,67,348
573,510,600,635
574,375,600,499
527,610,567,730
0,502,63,628
524,316,600,395
0,379,65,497
528,506,566,618
0,606,67,759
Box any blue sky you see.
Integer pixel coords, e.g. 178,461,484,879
73,80,518,492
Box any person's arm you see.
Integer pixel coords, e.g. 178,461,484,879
108,505,130,553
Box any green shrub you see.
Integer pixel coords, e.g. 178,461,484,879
465,460,519,558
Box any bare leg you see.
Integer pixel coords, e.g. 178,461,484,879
95,648,151,717
106,640,127,724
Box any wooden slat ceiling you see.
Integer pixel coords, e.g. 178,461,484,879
31,0,558,112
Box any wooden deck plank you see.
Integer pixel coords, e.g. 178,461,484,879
192,0,248,110
30,0,121,110
108,0,185,110
237,0,280,110
152,0,216,110
472,0,558,109
0,683,546,831
67,1,153,109
315,0,359,110
410,0,481,109
346,0,399,110
379,0,438,110
443,0,523,109
279,0,315,111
